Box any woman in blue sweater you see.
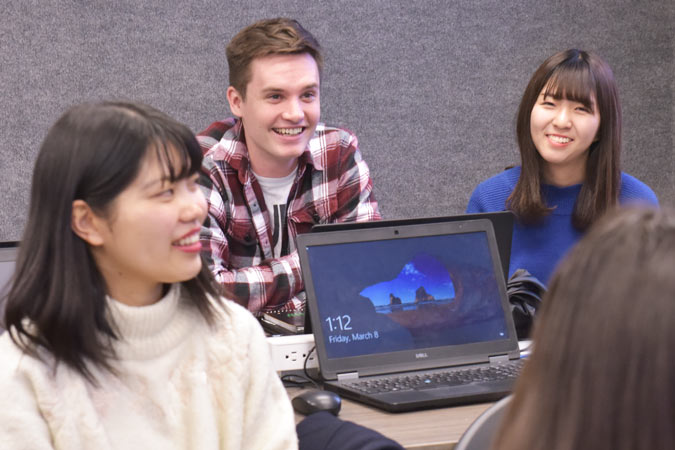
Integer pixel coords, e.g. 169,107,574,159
466,49,658,284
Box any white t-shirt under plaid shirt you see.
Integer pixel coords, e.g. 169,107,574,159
252,169,296,258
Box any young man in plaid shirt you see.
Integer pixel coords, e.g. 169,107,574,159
197,18,381,314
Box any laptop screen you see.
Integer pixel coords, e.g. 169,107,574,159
297,219,519,379
305,230,508,359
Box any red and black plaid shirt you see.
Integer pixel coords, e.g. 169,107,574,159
198,118,381,314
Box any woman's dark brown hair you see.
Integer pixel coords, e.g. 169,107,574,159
494,206,675,450
3,101,221,383
508,49,621,230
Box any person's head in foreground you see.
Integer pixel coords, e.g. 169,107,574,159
495,206,675,450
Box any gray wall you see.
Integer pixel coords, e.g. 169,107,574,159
1,0,673,241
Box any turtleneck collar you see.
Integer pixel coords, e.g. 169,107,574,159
106,284,199,360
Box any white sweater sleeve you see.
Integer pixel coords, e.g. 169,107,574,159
0,338,54,450
238,313,298,450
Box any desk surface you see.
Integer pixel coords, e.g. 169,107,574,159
287,387,492,450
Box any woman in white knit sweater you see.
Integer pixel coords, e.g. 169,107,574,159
0,101,297,450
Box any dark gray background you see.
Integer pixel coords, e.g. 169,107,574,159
1,0,673,241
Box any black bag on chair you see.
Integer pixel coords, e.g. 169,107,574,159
506,269,546,339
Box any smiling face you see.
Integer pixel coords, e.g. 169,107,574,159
227,53,320,177
530,86,601,186
85,148,208,305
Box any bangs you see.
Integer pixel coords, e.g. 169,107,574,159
149,127,203,182
543,63,597,111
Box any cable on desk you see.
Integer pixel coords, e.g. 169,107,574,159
281,373,318,388
304,345,322,385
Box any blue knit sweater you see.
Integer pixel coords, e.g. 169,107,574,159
466,167,658,285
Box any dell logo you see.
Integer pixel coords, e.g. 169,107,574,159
415,352,429,359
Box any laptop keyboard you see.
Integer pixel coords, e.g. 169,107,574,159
344,359,524,394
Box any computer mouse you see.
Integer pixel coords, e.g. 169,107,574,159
292,389,342,416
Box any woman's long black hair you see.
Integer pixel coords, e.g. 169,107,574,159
3,101,221,383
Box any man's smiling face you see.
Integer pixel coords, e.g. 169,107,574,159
227,52,320,178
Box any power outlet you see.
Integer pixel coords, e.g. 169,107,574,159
267,334,319,373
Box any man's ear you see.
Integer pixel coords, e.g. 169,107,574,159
226,86,244,117
71,199,105,246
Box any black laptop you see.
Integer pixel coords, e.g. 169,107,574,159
296,219,522,412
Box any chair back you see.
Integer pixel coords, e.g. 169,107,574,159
455,395,512,450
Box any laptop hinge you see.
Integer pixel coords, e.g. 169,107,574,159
337,372,359,381
488,354,510,365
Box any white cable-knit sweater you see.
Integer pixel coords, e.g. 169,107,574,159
0,285,298,449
